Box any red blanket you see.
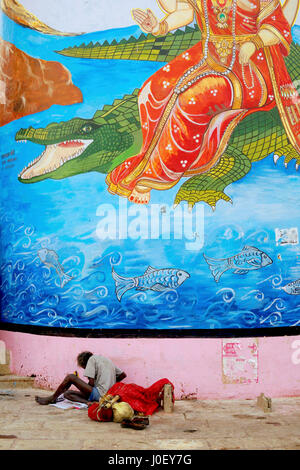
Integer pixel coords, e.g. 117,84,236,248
88,378,174,421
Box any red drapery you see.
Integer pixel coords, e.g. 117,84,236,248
88,378,174,420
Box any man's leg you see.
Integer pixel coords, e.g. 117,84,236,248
63,390,91,404
35,374,93,405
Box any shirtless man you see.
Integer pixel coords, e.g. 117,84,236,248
35,351,126,405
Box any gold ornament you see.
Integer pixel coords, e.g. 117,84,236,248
213,38,234,62
251,34,265,50
152,20,168,37
211,0,233,29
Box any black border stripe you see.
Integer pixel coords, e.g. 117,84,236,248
1,322,300,338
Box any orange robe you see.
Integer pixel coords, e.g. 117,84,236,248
106,0,299,199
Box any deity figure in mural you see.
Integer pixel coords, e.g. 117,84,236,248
105,0,300,204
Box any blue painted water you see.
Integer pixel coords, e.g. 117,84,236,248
0,16,300,330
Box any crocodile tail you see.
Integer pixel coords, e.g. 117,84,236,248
203,254,230,283
112,268,136,301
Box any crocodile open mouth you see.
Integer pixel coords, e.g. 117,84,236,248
19,139,93,180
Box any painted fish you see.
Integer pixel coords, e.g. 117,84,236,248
38,248,73,288
282,279,300,295
204,246,273,283
112,266,190,301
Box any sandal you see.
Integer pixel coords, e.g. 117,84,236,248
132,417,149,426
121,419,147,430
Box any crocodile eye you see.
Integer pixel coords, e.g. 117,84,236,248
81,124,93,133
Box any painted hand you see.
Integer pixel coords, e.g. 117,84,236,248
239,42,256,65
132,8,158,33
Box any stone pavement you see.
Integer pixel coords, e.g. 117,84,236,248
1,387,300,450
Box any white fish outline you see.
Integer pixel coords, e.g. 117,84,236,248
112,266,190,301
282,278,300,295
204,245,273,282
38,248,73,288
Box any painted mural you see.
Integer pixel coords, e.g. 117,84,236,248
0,0,300,332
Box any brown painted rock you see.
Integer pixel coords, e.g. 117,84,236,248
0,38,83,126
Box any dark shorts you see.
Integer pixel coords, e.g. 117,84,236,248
89,387,101,402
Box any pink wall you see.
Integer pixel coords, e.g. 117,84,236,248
1,330,300,399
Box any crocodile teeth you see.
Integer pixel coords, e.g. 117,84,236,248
20,139,93,179
273,154,280,164
296,164,299,171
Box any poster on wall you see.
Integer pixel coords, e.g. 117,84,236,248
0,0,299,335
222,339,258,383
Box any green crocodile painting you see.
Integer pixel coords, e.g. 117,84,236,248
57,25,202,63
16,42,300,210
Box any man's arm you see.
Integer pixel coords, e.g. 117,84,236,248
88,377,95,387
116,372,127,382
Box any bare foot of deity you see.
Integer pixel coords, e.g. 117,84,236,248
129,185,151,204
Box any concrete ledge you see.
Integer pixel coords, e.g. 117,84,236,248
0,344,11,376
0,375,36,389
0,364,11,375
